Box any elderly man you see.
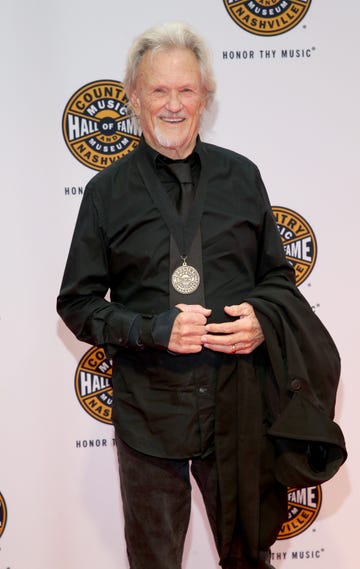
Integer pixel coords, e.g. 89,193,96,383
57,21,345,569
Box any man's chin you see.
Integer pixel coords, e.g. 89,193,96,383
156,136,183,150
154,128,187,149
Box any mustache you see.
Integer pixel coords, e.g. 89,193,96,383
159,113,186,119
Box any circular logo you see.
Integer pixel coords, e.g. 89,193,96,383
272,206,317,286
75,346,113,424
278,485,322,539
62,80,141,171
223,0,312,37
0,492,8,538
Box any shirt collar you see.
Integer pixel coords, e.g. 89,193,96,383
140,135,202,167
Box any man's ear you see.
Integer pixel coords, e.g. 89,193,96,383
129,91,140,116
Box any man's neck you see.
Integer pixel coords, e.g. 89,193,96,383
143,137,198,161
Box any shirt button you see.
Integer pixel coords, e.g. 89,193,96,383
290,378,303,391
198,386,208,394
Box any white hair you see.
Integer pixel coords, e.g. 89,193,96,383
123,21,216,109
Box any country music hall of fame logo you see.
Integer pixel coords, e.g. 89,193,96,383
62,79,141,171
223,0,312,36
278,486,322,540
75,346,113,425
272,206,317,286
0,492,8,538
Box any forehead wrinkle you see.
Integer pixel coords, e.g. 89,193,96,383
137,48,203,91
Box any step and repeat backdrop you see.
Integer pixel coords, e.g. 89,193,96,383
1,1,359,568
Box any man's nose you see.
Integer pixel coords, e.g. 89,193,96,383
166,90,182,112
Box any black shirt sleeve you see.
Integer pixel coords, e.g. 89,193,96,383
56,185,180,355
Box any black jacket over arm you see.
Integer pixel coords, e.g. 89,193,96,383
215,273,346,563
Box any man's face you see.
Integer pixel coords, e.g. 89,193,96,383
130,48,207,159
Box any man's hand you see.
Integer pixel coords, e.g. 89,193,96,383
168,304,212,354
201,302,264,355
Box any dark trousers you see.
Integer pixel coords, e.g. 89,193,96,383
116,438,274,569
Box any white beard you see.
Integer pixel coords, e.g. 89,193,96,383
153,123,185,149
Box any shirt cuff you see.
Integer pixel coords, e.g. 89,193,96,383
128,307,181,350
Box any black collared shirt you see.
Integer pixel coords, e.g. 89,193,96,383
57,137,293,459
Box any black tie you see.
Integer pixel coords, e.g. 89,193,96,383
166,161,194,217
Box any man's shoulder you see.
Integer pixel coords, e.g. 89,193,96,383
86,147,138,189
200,140,258,170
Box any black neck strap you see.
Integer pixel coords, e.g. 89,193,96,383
135,149,206,306
135,150,208,259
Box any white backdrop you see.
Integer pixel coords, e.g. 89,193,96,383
1,1,359,568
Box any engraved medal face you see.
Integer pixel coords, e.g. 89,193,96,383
171,263,200,294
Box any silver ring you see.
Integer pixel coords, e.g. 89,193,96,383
231,344,237,353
